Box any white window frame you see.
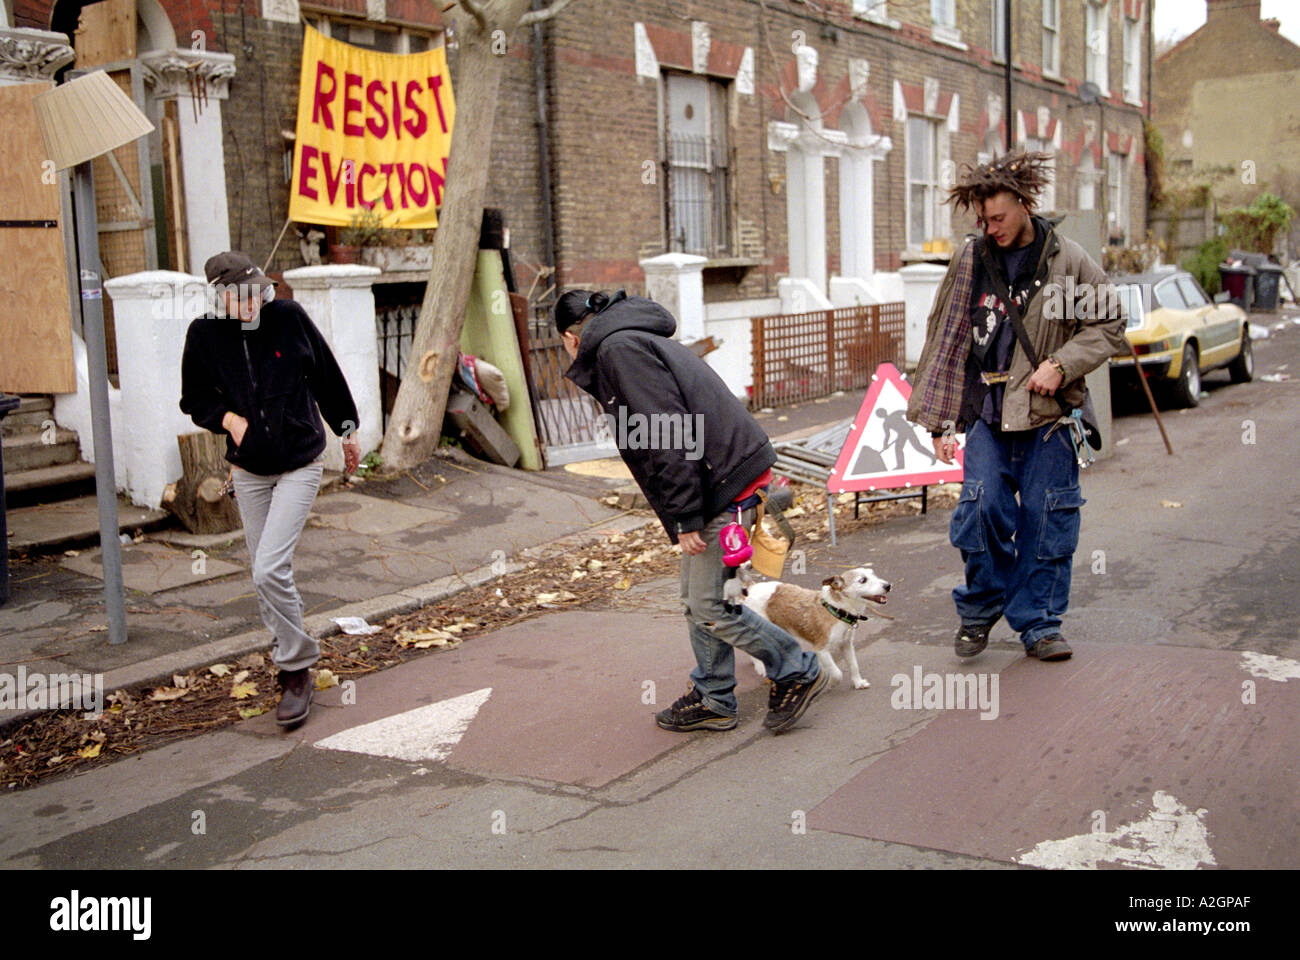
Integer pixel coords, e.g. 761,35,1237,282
1122,14,1143,105
991,0,1009,64
930,0,965,48
1086,1,1111,97
662,72,732,258
1107,152,1128,242
305,14,437,54
906,113,945,250
1042,0,1061,78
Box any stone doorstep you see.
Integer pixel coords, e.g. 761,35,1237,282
6,497,170,555
0,512,659,735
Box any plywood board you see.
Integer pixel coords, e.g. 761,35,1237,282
74,0,136,68
0,84,75,395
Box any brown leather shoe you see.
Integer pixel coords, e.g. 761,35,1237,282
276,667,313,728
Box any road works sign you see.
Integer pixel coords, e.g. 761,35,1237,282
828,363,964,493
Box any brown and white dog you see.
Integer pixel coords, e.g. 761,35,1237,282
733,565,891,690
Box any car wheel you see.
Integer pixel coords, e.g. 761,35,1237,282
1172,342,1201,408
1228,332,1254,383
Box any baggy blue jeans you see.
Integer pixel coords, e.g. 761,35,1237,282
949,418,1085,649
681,506,820,717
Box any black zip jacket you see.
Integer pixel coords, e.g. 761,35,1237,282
179,299,359,476
564,293,776,543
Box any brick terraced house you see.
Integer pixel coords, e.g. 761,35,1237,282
2,0,1151,468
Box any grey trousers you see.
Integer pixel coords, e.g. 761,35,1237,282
231,460,323,672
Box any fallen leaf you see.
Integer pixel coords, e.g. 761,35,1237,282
1161,500,1182,509
413,637,460,650
172,674,188,689
149,686,190,702
208,664,232,678
230,682,258,700
47,755,65,766
614,577,632,591
77,742,102,759
314,669,339,691
231,670,250,686
238,706,266,720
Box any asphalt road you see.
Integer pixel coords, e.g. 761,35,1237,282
2,315,1297,873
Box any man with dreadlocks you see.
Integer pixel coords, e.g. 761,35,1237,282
906,151,1127,662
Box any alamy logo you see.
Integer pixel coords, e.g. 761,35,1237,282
49,891,151,940
0,668,103,719
597,406,705,461
890,666,999,720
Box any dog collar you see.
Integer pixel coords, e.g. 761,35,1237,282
821,598,870,625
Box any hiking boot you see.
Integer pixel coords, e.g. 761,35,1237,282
763,668,829,734
655,687,737,732
1026,635,1073,661
954,622,992,658
276,667,313,728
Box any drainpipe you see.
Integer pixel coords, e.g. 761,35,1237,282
532,0,557,285
1004,0,1013,152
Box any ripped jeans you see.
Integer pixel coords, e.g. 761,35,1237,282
949,418,1085,649
680,506,820,717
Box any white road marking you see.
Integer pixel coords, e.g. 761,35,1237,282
313,687,493,763
1239,651,1300,682
1015,791,1216,870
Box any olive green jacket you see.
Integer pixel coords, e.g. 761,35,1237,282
907,226,1128,434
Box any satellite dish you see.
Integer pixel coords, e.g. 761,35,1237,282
1078,82,1101,105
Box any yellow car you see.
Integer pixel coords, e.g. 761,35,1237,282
1108,269,1253,407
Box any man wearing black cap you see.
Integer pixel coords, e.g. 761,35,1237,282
180,252,361,728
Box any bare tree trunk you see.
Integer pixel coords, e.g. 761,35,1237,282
380,0,556,470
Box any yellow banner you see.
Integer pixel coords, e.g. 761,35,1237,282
289,24,455,229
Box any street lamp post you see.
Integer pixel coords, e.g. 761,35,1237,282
33,69,154,646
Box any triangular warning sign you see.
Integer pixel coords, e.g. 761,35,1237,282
313,687,492,763
828,363,964,493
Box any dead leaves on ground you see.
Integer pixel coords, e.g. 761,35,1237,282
2,481,945,790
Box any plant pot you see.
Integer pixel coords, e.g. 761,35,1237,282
328,243,359,264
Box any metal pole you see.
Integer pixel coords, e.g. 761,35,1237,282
1004,0,1013,153
72,160,127,644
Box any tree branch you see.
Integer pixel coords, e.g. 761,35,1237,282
518,0,575,28
457,0,490,32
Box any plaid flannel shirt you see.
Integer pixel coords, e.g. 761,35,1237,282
906,238,977,435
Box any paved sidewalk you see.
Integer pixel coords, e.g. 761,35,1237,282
0,391,868,718
0,446,646,725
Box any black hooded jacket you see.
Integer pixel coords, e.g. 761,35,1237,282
179,299,358,476
563,293,776,542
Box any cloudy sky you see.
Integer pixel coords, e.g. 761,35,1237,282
1154,0,1300,46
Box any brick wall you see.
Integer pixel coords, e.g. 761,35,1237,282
532,0,1150,301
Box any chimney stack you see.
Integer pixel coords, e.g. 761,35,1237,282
1205,0,1263,24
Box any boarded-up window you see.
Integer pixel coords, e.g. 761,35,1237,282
664,72,731,257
